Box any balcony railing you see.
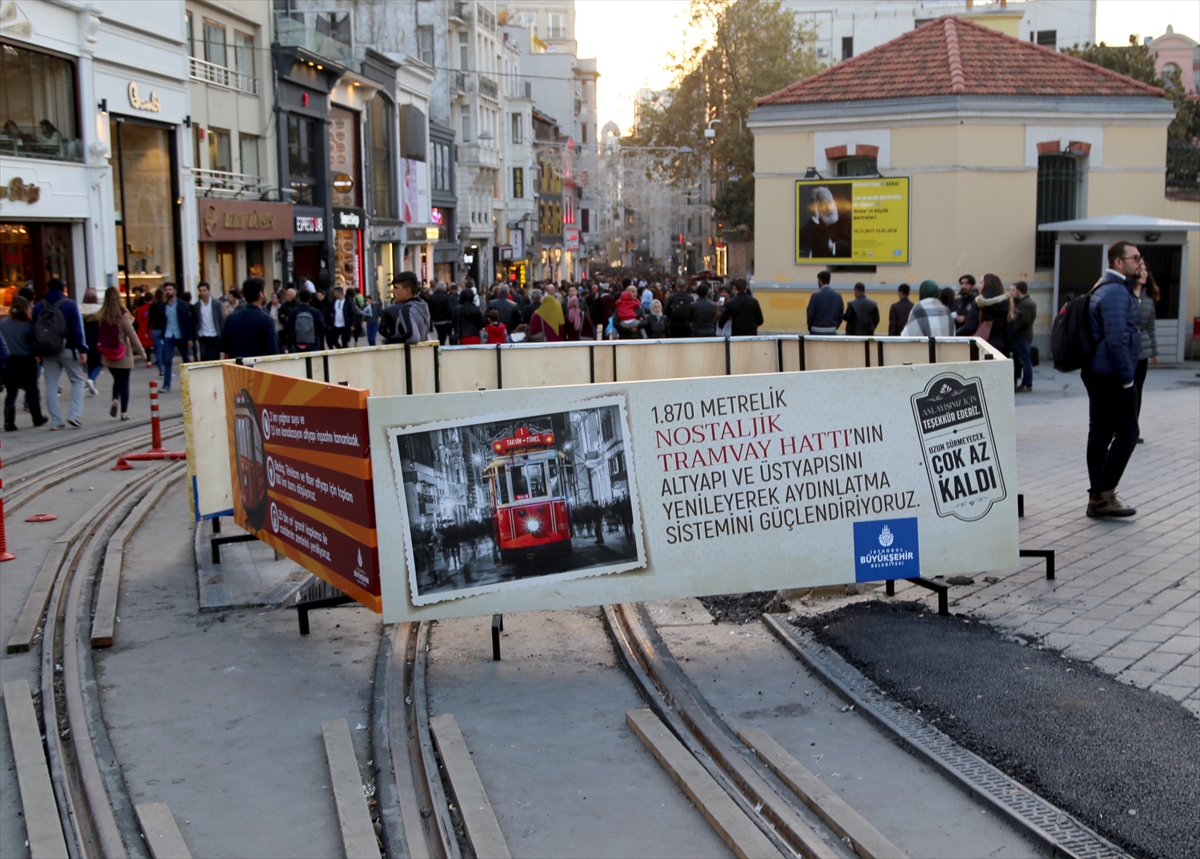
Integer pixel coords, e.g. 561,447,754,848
450,1,470,23
274,14,355,65
478,6,496,32
193,168,270,199
189,56,260,95
479,75,499,100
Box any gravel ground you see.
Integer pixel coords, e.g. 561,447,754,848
698,591,781,624
794,600,1200,859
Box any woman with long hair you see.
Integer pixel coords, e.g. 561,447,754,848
79,286,104,396
98,286,147,420
1,297,49,429
1133,268,1160,437
974,273,1013,355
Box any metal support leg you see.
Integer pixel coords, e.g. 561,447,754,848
492,613,503,661
295,595,356,635
211,533,257,564
883,577,949,615
1018,494,1025,518
212,517,222,534
1020,549,1055,580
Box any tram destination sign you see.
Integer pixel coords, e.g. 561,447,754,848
367,360,1019,623
223,365,380,612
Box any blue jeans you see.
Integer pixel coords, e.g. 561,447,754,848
367,322,379,346
1013,337,1033,388
161,337,189,389
151,329,165,374
42,350,87,425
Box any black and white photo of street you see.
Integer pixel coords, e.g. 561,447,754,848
394,401,643,603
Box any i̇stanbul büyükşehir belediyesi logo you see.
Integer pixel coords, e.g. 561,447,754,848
878,524,894,547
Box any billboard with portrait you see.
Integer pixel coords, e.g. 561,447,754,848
795,176,910,265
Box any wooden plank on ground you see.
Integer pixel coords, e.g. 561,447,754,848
6,541,69,654
134,803,192,859
739,728,907,859
92,476,181,647
428,713,511,859
626,709,784,859
321,718,382,859
3,679,69,859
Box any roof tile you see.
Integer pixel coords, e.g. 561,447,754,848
757,16,1165,105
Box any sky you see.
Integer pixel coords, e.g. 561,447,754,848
575,0,1199,136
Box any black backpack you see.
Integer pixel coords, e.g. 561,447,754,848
1050,286,1099,372
667,292,691,323
33,301,68,356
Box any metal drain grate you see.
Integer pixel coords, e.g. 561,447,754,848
764,616,1129,859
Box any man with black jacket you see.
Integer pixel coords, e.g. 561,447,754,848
688,284,720,337
888,284,913,335
427,282,455,344
842,283,880,335
665,280,694,337
328,286,361,349
487,285,521,332
289,289,325,352
718,278,764,337
953,275,980,335
806,271,844,334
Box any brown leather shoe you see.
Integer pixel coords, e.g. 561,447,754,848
1087,490,1136,518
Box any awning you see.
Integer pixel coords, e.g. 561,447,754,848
1038,215,1200,232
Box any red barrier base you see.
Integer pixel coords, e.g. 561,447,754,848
112,451,187,470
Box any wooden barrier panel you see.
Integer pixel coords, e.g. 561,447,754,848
439,346,499,392
184,335,1000,521
500,343,594,389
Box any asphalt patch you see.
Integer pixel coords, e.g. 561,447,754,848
699,591,779,624
795,600,1200,859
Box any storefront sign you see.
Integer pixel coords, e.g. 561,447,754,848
199,199,294,241
565,227,580,251
127,82,162,113
369,360,1019,623
334,208,364,230
295,215,325,233
332,173,354,194
407,227,440,242
224,364,380,612
0,177,41,204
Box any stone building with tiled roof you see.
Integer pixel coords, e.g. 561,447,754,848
748,16,1197,359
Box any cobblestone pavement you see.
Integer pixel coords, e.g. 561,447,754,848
892,363,1200,716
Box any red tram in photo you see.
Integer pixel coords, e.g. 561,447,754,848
233,389,268,530
482,426,574,565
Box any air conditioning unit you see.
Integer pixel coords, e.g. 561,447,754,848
816,46,829,57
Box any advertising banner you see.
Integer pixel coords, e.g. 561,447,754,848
224,365,380,612
369,360,1018,623
795,176,910,265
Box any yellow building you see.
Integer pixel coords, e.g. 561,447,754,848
748,16,1199,360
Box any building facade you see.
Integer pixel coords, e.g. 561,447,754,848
749,16,1197,358
2,0,195,308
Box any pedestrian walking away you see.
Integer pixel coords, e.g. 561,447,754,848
842,282,880,336
888,283,913,335
78,287,104,396
192,281,226,361
219,278,280,359
807,270,844,334
97,286,147,420
903,280,956,336
1011,281,1037,392
32,277,88,428
665,280,694,337
1132,268,1160,438
482,309,508,344
1,296,49,429
718,278,764,337
289,289,325,351
688,283,720,337
1082,240,1143,518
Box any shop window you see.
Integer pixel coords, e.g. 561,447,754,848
234,31,255,79
1036,154,1081,269
835,156,876,176
204,20,227,67
239,133,259,179
370,95,396,218
0,42,81,162
111,119,178,296
208,127,232,173
287,114,318,206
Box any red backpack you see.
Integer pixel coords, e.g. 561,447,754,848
98,320,126,361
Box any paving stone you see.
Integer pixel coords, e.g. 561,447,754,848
1129,651,1191,674
1158,662,1200,690
1152,683,1197,703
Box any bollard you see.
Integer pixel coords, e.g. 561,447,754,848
113,379,186,470
0,438,14,562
